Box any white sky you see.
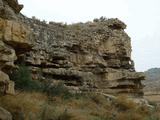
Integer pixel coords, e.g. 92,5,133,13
18,0,160,71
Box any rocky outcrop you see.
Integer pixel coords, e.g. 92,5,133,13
5,0,23,13
0,18,32,53
0,71,15,94
18,16,145,97
0,40,17,70
0,107,12,120
0,0,145,97
0,0,31,94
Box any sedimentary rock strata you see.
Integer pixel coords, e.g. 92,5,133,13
0,0,31,94
18,16,145,97
0,0,145,97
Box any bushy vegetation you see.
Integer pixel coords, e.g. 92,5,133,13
5,65,160,119
42,81,73,99
9,64,42,91
9,64,73,99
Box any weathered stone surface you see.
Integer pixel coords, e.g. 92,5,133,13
0,0,19,20
0,107,12,120
0,40,17,69
0,0,31,95
0,71,15,94
17,15,145,97
0,18,32,53
5,0,23,13
0,71,10,83
0,0,145,97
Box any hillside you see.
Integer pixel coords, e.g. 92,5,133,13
145,68,160,81
144,68,160,92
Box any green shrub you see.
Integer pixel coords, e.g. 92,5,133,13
9,64,42,91
9,64,73,98
42,81,73,99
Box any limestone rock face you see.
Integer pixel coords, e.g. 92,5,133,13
0,0,145,97
5,0,23,13
0,0,18,20
0,40,17,69
0,71,15,94
0,38,16,95
0,18,32,53
19,16,145,97
0,0,31,94
0,107,12,120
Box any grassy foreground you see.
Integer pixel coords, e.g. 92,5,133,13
2,65,159,120
0,92,160,120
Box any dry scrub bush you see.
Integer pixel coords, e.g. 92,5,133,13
114,95,137,111
36,104,90,120
115,112,144,120
0,92,160,120
0,92,47,120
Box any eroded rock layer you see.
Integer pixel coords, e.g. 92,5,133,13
0,0,145,97
0,0,31,94
19,16,145,97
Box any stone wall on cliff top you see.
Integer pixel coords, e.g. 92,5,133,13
0,0,145,97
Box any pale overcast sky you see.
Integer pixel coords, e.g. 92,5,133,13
18,0,160,71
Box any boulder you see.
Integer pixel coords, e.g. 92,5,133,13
0,40,17,69
0,18,32,53
0,71,15,94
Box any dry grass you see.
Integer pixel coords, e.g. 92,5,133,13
144,94,160,103
0,92,160,120
115,112,144,120
0,92,47,120
114,95,137,111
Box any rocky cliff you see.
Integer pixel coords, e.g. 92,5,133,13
0,0,145,97
0,0,31,94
